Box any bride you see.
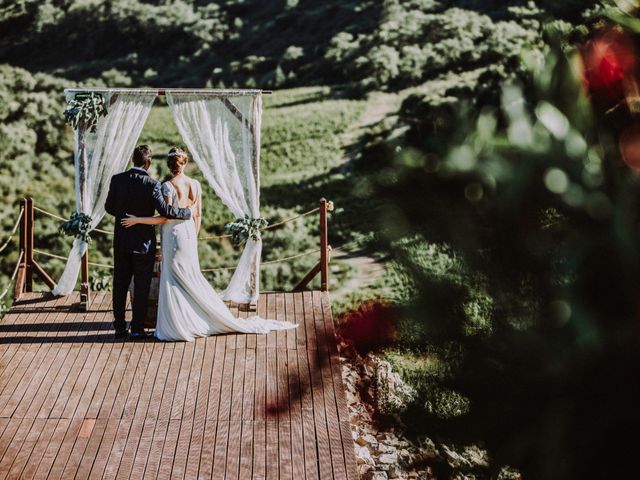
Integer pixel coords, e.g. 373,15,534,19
121,147,297,342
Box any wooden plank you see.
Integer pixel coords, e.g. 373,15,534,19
32,418,72,479
198,419,217,480
319,292,358,480
0,417,36,479
131,344,175,479
265,293,277,349
297,349,319,480
156,419,181,479
144,341,185,479
285,292,297,350
212,419,229,479
313,290,348,480
227,302,238,350
172,337,205,478
255,294,267,349
16,418,59,479
206,336,226,420
0,291,358,480
0,294,74,422
59,418,96,480
277,347,293,480
288,348,305,480
304,292,333,480
185,335,215,479
225,346,246,479
294,292,307,347
170,339,195,420
45,417,83,480
253,347,266,479
31,293,110,420
73,418,108,479
3,417,45,480
116,342,165,480
239,303,253,480
106,342,145,420
0,295,68,416
303,291,317,350
235,303,247,351
276,293,286,350
59,295,111,419
212,344,235,478
265,335,279,480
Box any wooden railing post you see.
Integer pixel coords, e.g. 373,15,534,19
319,198,329,292
80,250,90,309
13,199,29,301
24,197,34,292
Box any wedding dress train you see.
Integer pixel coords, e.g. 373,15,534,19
155,181,297,341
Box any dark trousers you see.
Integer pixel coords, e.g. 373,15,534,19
112,249,154,332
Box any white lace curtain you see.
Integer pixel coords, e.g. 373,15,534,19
166,92,263,303
52,92,156,295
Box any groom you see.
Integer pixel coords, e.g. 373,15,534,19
105,144,193,340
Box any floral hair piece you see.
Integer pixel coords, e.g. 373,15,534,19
168,148,186,158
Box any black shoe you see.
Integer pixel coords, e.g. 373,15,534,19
130,330,151,340
114,329,129,340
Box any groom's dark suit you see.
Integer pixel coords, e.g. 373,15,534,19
105,167,191,333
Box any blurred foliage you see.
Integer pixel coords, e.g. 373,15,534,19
366,20,640,477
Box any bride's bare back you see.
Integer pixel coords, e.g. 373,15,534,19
166,174,202,233
168,174,198,208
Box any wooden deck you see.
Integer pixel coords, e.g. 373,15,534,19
0,291,357,479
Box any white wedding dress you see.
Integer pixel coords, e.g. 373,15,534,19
155,181,297,341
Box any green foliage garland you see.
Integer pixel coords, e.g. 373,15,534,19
59,211,92,244
223,215,268,246
63,92,108,133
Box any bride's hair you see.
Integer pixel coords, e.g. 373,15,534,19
167,147,188,175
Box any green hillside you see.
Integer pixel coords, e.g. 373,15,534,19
0,85,368,306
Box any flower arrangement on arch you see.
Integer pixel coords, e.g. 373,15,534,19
223,215,268,246
59,211,93,243
63,92,108,133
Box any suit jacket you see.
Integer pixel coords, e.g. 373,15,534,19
105,168,192,254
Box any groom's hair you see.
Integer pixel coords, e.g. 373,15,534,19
132,145,153,167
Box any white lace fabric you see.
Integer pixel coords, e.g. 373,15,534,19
166,92,263,303
53,92,156,296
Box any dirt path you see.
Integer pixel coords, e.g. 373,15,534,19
329,92,405,301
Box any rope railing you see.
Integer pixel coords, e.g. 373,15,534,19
0,251,24,302
34,206,113,235
33,204,322,241
34,246,323,273
12,196,334,305
0,208,24,255
198,206,322,240
201,248,322,273
34,248,115,269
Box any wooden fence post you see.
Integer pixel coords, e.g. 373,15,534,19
319,198,329,292
80,250,90,309
13,199,28,301
25,197,34,292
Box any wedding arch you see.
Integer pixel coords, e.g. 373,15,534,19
52,88,269,305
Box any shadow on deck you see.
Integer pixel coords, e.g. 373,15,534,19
0,291,357,479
